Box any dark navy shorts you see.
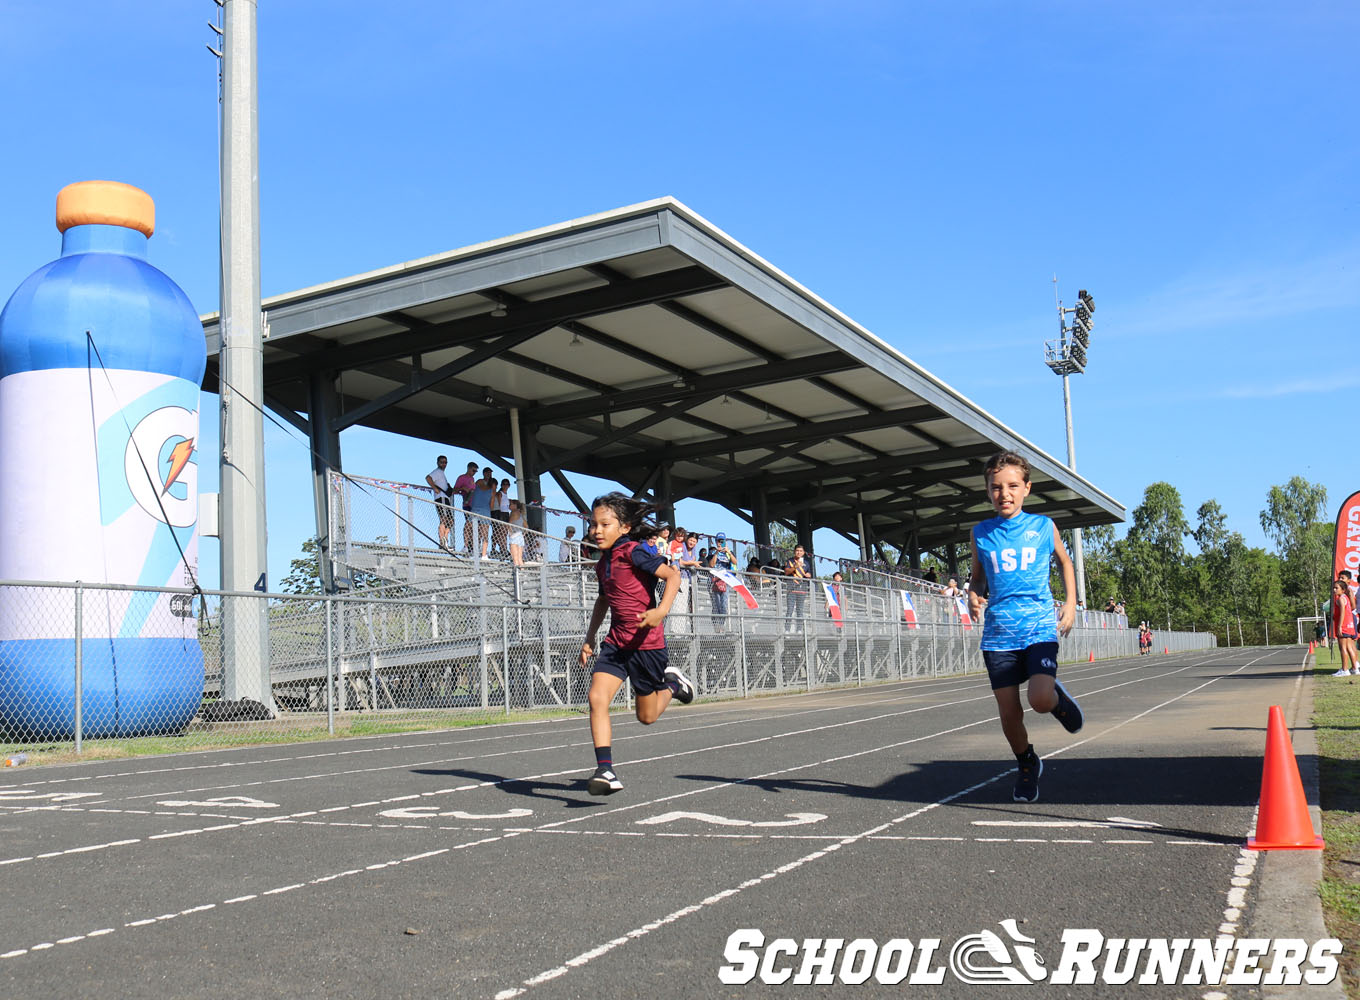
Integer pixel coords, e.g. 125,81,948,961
981,642,1059,690
592,642,670,696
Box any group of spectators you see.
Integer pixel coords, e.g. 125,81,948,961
425,457,529,565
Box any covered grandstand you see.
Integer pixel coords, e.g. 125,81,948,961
199,198,1124,588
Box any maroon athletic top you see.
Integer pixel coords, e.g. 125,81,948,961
595,539,667,650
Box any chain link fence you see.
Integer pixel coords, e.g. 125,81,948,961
0,568,1218,760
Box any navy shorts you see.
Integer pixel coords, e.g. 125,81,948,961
592,642,670,696
981,642,1059,690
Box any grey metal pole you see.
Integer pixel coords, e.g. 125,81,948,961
219,0,271,708
73,583,83,754
324,595,334,735
510,407,528,512
1062,374,1088,608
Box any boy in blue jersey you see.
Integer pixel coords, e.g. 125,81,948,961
968,451,1084,803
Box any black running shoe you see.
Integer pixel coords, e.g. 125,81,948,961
665,667,695,705
587,766,622,796
1052,680,1084,734
1013,750,1042,803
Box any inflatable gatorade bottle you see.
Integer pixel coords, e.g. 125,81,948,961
0,181,206,738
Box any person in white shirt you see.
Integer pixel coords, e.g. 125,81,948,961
558,525,580,564
425,455,454,549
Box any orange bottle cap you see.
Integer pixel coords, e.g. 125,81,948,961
56,180,155,237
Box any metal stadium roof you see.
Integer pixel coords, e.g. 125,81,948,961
200,197,1123,560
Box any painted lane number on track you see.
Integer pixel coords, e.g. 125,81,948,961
378,806,535,820
0,789,101,803
156,796,279,809
636,811,828,828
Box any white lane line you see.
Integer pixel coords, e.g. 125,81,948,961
0,837,140,866
1,668,1143,859
8,655,1155,809
28,657,1153,799
0,845,456,963
490,652,1262,999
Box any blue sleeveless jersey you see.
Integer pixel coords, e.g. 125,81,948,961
974,510,1058,651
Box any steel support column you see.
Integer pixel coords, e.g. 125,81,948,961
307,371,342,593
753,490,771,561
796,511,813,561
658,464,674,528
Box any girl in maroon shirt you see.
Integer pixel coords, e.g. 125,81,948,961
579,494,694,795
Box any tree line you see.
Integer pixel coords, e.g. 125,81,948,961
1066,475,1332,634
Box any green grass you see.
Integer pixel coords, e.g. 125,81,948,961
1313,650,1360,999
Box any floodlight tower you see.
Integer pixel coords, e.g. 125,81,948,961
1044,283,1095,608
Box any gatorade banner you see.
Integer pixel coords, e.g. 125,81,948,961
1336,490,1360,581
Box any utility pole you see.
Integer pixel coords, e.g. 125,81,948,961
214,0,271,707
1045,280,1095,609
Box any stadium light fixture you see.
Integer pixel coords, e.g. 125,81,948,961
1044,279,1096,608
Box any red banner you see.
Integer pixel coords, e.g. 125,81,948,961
1336,490,1360,581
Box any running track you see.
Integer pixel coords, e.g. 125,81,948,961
0,646,1308,998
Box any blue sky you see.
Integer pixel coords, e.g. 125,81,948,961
2,1,1356,589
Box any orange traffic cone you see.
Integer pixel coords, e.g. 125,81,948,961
1309,640,1316,654
1088,650,1095,662
1163,646,1169,654
1246,705,1324,851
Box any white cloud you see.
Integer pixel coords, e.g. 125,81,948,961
1216,371,1360,400
1107,245,1360,340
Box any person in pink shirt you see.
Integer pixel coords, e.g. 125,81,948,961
451,461,478,553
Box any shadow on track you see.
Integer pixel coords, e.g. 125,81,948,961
674,754,1266,842
410,767,600,808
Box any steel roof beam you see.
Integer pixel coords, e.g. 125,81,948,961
456,351,857,438
262,266,725,386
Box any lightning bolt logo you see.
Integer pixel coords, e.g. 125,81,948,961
161,438,195,496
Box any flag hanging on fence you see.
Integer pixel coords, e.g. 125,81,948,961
711,567,758,610
957,596,973,630
823,583,843,627
900,590,920,629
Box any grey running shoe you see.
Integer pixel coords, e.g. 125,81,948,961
1013,750,1042,803
1052,679,1084,734
587,767,622,796
665,667,695,704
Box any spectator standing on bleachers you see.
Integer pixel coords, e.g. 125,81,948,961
708,532,736,630
558,525,580,564
671,528,700,633
491,478,512,557
784,544,811,632
453,461,478,553
924,567,938,585
426,455,455,550
828,570,845,620
470,468,495,559
507,500,526,568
